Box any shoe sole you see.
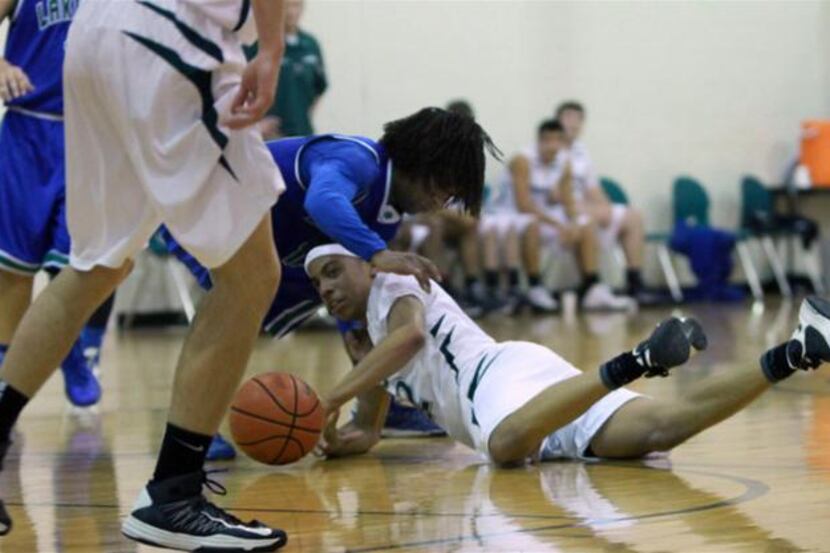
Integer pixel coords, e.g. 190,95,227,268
648,318,693,368
804,296,830,363
0,500,11,536
122,515,287,552
680,317,708,351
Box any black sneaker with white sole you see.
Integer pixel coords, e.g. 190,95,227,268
787,295,830,370
122,471,287,552
633,316,708,377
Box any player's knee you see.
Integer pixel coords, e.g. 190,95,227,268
488,427,528,466
642,414,684,453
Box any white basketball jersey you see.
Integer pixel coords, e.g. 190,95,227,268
366,273,498,447
492,146,562,212
553,141,599,201
178,0,251,31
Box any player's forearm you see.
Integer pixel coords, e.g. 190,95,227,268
325,325,425,409
516,201,561,229
559,178,578,219
251,0,286,59
352,387,391,436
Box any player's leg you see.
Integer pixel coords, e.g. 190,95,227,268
0,264,131,399
576,219,633,311
0,111,51,368
617,207,646,290
591,295,830,457
485,317,703,464
519,218,556,312
80,293,116,375
589,367,770,458
43,267,104,407
0,271,33,364
165,215,279,438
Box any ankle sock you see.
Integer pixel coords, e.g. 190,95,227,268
580,273,599,296
152,423,213,482
760,341,798,383
599,352,646,390
0,380,29,442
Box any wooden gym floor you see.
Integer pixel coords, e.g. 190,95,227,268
2,299,830,552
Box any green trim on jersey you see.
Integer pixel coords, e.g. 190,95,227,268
467,350,504,426
136,1,224,63
122,31,237,182
234,0,250,32
0,251,40,275
43,250,69,269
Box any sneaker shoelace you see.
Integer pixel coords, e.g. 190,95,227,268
165,470,264,533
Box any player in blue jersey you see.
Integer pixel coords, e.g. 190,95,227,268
163,107,501,458
0,0,114,411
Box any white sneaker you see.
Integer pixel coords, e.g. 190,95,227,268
526,286,558,313
788,296,830,369
581,283,635,312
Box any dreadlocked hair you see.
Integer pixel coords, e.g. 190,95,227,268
380,107,501,217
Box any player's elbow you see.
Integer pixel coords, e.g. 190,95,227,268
403,324,427,353
303,192,327,222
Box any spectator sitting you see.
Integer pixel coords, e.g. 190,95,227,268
504,119,633,311
554,101,654,305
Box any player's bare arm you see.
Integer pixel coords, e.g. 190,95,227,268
225,0,286,129
321,295,426,413
0,0,34,102
510,156,562,229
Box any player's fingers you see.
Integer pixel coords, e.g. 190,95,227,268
8,78,20,99
414,267,431,293
222,110,258,130
227,82,252,114
420,257,442,283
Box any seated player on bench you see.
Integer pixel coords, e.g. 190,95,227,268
307,244,830,464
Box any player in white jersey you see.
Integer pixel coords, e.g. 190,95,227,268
305,244,830,466
0,0,290,549
554,101,653,304
500,120,633,311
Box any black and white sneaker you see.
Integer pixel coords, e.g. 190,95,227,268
633,317,708,377
788,296,830,370
0,440,11,535
122,471,287,552
0,499,9,536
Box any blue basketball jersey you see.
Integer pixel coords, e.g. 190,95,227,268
3,0,78,115
267,134,402,270
164,133,403,337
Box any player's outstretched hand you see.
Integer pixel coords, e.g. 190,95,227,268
370,250,441,293
0,60,34,102
222,53,281,130
317,421,379,459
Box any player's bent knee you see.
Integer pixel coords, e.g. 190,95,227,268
488,426,533,466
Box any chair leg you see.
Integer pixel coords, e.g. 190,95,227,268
656,243,683,303
736,241,763,301
760,236,792,297
167,258,196,324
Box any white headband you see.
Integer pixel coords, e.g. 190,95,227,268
304,244,360,276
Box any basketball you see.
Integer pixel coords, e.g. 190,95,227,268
229,372,325,465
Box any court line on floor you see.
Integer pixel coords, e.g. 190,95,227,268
344,463,770,552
